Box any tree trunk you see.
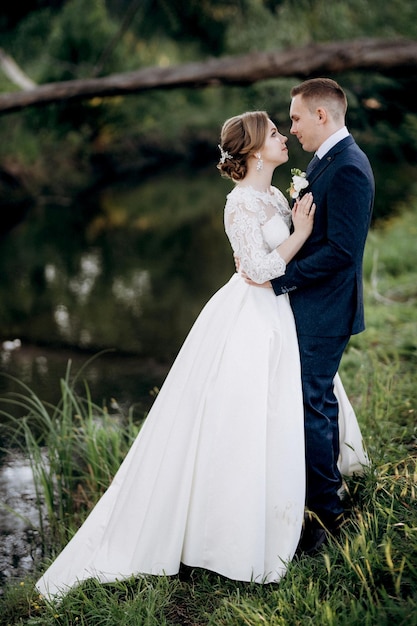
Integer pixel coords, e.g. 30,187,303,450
0,38,416,115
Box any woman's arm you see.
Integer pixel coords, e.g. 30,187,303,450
225,193,315,284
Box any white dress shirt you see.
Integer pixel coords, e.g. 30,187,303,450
316,126,349,160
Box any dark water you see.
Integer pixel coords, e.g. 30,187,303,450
0,450,43,587
0,166,238,408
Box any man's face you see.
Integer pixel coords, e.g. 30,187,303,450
289,94,321,153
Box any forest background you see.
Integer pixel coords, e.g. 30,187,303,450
1,0,417,220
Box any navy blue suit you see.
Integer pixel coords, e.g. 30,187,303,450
271,135,374,526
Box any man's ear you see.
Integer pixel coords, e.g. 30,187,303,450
316,107,327,124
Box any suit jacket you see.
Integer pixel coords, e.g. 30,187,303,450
271,135,374,337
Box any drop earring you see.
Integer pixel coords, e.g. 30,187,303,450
256,154,263,171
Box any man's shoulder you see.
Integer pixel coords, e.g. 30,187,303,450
331,136,371,169
328,134,355,156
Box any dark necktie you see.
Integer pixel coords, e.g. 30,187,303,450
306,154,320,178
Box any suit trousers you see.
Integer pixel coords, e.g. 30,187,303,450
298,333,350,528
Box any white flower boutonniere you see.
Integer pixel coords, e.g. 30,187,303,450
287,168,309,199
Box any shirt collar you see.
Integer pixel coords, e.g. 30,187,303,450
316,126,349,160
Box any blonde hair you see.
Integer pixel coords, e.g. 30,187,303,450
217,111,270,181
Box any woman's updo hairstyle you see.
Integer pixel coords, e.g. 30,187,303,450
217,111,269,181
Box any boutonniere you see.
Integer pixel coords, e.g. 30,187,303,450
287,168,309,199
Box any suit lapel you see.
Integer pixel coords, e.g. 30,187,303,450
307,135,355,186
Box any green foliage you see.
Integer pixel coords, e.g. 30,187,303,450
40,0,122,81
128,0,236,55
1,0,417,220
226,0,417,53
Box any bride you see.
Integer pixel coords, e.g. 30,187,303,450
36,111,368,598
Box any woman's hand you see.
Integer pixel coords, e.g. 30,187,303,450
291,192,316,239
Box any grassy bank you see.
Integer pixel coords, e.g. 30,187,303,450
0,203,416,625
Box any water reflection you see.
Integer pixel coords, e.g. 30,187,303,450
0,452,39,532
0,166,237,362
0,166,243,412
0,343,169,422
0,451,43,585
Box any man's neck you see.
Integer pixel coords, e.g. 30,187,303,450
316,126,349,159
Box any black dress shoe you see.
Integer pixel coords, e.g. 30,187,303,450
295,511,345,556
178,562,193,581
296,523,328,556
296,510,345,556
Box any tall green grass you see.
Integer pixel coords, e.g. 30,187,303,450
0,205,416,625
0,357,142,554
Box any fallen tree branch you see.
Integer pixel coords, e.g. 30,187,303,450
0,37,416,114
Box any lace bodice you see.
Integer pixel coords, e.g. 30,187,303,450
224,185,292,284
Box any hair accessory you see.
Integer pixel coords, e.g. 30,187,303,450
218,144,233,164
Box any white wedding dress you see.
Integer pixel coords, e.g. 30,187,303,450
36,186,368,598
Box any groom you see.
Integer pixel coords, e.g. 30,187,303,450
271,78,375,553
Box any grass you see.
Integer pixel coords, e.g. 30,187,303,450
0,355,142,553
0,204,416,625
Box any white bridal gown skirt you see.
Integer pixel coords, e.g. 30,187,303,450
36,274,367,598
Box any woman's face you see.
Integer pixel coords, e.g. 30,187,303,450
261,119,289,167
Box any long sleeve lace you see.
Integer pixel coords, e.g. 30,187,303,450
224,187,290,284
